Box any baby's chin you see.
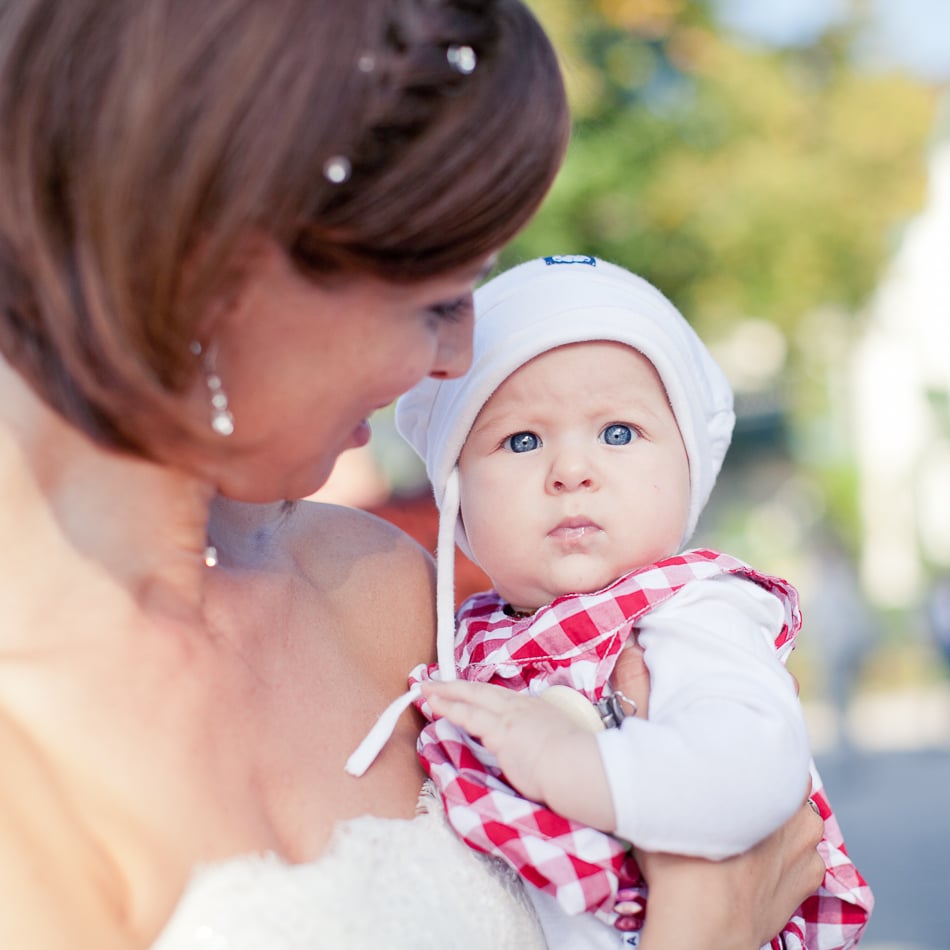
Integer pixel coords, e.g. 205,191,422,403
503,575,617,613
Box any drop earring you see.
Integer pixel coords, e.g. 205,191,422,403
190,340,235,437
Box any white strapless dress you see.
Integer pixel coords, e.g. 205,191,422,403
152,784,545,950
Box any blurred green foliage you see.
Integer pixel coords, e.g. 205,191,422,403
519,0,934,331
513,0,937,555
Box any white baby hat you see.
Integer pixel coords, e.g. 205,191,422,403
345,255,735,776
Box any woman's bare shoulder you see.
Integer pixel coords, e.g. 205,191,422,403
291,500,434,576
287,501,437,654
0,711,132,950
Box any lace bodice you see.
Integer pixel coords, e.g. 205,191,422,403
152,785,545,950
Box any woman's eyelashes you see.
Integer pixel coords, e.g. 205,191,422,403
428,295,473,322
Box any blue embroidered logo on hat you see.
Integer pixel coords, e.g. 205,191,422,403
543,254,596,266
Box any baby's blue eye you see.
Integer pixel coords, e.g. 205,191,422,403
507,431,540,453
601,424,635,445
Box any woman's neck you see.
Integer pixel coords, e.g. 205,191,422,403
0,358,216,647
207,496,298,570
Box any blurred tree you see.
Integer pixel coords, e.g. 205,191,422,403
520,0,933,332
516,0,937,549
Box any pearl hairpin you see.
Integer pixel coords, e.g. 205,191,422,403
323,155,351,184
447,44,477,75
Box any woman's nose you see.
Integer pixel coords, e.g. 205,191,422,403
428,306,474,380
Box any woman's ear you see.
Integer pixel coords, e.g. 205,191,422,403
185,230,279,345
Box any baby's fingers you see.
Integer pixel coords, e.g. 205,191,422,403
422,680,517,736
423,679,511,708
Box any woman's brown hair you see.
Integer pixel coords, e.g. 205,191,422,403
0,0,569,455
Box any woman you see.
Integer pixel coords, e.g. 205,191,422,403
0,1,824,947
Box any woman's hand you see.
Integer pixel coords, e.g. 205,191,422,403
610,637,651,719
634,791,825,950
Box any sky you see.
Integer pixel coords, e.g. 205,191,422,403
714,0,950,82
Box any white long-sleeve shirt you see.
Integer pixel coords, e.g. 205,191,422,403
596,572,811,858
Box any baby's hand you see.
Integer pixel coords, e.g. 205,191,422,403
422,680,616,831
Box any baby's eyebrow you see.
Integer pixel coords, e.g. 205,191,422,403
468,407,534,440
468,414,513,438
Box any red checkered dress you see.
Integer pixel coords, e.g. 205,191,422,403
410,550,873,948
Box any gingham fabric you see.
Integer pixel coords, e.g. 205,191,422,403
411,549,873,947
774,765,874,950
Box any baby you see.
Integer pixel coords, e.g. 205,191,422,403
349,255,872,949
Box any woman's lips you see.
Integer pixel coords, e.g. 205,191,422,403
350,402,392,449
350,418,371,448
